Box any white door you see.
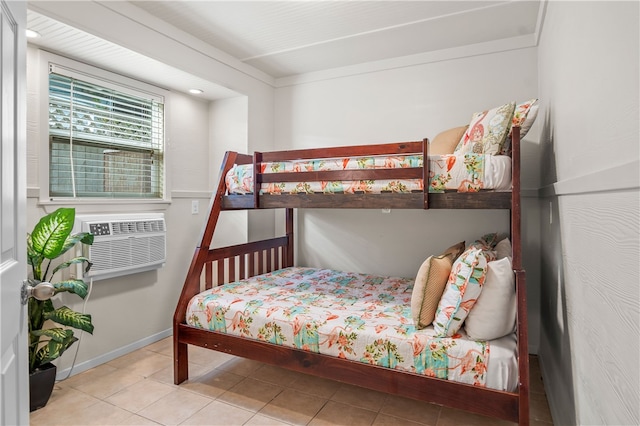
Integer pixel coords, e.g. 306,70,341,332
0,0,28,424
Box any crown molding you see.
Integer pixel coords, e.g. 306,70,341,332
275,34,537,88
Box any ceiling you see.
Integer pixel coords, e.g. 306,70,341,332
26,1,543,100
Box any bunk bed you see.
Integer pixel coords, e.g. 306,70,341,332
173,126,529,424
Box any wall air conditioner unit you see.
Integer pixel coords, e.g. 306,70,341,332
74,213,166,281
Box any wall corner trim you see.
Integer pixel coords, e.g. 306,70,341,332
171,190,213,199
539,158,639,197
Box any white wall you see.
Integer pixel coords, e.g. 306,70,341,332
537,2,640,425
25,1,275,375
275,47,542,350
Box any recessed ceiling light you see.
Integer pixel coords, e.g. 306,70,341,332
189,89,203,95
26,29,41,39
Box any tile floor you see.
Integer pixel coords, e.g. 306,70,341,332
30,337,554,425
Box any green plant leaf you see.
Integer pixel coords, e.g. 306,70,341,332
51,258,93,279
26,234,45,280
35,336,78,367
59,232,94,258
26,234,43,266
44,306,94,334
80,233,94,245
30,208,75,260
52,279,89,299
30,328,73,344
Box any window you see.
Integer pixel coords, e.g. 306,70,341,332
48,63,165,199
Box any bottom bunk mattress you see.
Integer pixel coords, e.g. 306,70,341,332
185,267,518,392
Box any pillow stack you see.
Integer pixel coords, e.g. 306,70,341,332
411,234,517,341
428,99,539,157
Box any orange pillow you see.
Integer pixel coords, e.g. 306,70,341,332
411,241,465,329
429,126,468,155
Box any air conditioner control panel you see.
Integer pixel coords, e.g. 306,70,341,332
89,223,111,236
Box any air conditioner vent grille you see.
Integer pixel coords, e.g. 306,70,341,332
111,219,165,235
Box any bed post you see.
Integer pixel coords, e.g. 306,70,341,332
422,138,429,209
173,150,239,384
285,208,294,267
511,127,522,271
516,270,530,425
510,126,530,425
253,152,262,208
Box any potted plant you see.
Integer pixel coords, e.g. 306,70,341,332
26,207,95,411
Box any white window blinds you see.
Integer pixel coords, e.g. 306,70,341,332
48,64,165,199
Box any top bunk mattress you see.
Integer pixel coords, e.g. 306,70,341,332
185,266,518,392
225,153,512,195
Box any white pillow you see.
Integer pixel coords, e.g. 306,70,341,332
495,238,512,261
464,257,516,341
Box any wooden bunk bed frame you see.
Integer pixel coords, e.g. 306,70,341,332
173,127,529,424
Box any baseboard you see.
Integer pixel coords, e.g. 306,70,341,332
55,328,172,381
537,351,561,426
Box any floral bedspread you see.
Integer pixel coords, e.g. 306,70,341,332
186,267,490,388
225,153,494,195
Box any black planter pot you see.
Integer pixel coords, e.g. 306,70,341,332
29,363,57,412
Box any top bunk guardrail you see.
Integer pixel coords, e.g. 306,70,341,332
217,127,520,211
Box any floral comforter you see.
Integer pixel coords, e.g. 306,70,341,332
225,153,511,195
186,267,491,388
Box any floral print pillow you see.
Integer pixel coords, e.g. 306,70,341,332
468,233,500,262
433,247,488,337
511,98,539,135
455,102,516,156
500,98,539,156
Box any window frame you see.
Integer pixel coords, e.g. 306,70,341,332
38,51,171,207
